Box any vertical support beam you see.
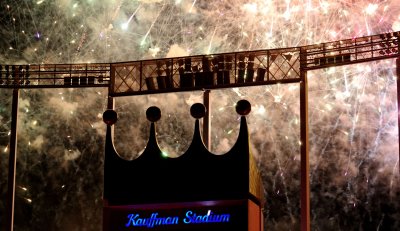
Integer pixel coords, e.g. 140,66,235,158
266,50,270,81
397,58,400,174
108,76,115,110
203,89,211,149
110,64,116,93
139,62,143,92
6,88,19,231
300,49,310,231
107,95,115,110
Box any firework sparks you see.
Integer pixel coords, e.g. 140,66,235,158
0,0,399,230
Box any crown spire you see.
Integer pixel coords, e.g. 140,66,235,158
102,100,264,206
136,106,163,161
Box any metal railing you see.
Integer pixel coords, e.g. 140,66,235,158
302,31,399,70
0,31,398,95
0,63,110,88
110,48,301,96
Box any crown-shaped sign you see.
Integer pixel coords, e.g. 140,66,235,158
102,100,264,207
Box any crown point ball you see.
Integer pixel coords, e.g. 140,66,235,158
103,109,118,125
146,106,161,122
236,100,251,115
190,103,206,119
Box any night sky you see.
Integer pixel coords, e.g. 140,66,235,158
1,0,400,230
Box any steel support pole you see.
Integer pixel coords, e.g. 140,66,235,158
107,95,115,110
203,90,211,149
106,92,115,148
6,88,19,231
300,68,310,230
397,58,400,174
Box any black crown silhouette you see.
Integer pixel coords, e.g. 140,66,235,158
103,100,264,207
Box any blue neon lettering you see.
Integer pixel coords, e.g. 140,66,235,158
126,210,230,228
183,210,230,224
183,211,193,224
125,214,138,227
125,213,179,228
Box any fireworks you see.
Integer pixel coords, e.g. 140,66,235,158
0,0,398,63
0,0,400,230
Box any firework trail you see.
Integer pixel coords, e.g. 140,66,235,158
0,0,399,230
